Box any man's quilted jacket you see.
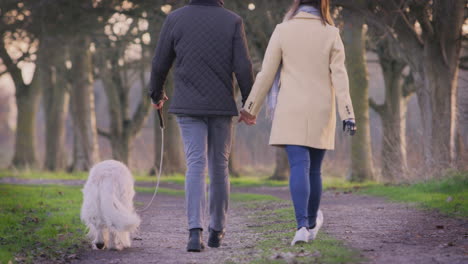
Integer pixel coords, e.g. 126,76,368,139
149,0,254,116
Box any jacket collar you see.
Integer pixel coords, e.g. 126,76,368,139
189,0,224,7
293,11,321,20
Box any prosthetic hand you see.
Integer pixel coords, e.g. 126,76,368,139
343,119,357,136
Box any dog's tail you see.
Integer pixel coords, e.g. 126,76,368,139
100,178,141,233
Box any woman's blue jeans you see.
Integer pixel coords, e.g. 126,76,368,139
285,145,326,229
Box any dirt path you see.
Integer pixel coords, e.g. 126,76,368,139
240,186,468,264
72,193,259,264
3,178,467,263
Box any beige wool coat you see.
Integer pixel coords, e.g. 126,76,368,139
243,12,355,150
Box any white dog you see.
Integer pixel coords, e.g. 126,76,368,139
80,160,141,251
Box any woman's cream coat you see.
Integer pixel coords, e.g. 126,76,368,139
243,12,355,150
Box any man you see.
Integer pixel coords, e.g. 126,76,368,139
149,0,254,252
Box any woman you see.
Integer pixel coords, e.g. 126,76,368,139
240,0,357,245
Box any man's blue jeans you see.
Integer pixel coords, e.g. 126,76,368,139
177,115,233,231
285,145,326,229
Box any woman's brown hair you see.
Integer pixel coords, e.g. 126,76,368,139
284,0,334,26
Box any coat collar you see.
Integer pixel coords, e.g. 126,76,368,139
293,11,321,20
189,0,224,7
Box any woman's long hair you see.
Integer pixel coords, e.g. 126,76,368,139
284,0,334,25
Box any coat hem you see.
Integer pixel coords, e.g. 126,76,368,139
269,141,334,151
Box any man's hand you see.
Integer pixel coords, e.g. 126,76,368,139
152,95,169,110
343,119,357,136
239,109,256,125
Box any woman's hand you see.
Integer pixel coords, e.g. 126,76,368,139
239,109,257,125
152,95,169,110
343,119,357,136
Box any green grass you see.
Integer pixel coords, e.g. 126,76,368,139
136,186,280,203
0,169,89,180
2,169,466,217
359,172,468,217
0,184,86,264
0,183,281,264
0,170,288,188
247,202,362,264
136,186,185,196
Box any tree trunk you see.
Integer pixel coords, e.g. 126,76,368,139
69,36,100,171
394,0,464,174
456,70,468,169
270,147,289,181
11,82,41,169
109,132,131,164
229,128,241,178
229,88,241,177
0,36,41,169
342,8,375,182
423,46,460,171
95,27,152,166
154,111,185,175
41,42,70,171
371,50,410,183
152,76,185,175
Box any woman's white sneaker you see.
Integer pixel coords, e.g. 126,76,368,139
309,210,324,241
291,227,309,246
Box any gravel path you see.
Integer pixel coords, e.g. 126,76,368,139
240,186,468,264
72,193,259,264
3,178,467,264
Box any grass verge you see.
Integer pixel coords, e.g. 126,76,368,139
0,184,281,264
246,202,362,264
0,170,287,188
136,186,280,203
0,184,86,264
358,172,468,217
2,169,466,217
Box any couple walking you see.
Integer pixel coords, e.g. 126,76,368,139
149,0,357,252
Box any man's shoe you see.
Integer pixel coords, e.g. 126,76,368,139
207,228,225,248
291,227,309,246
308,210,324,241
187,228,205,252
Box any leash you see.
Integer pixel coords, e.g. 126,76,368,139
138,109,165,212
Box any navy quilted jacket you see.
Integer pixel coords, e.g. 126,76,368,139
149,0,254,116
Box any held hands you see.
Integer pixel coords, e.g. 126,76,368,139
343,119,357,136
239,109,257,125
152,95,169,110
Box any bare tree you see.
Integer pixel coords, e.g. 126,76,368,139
368,38,415,182
0,2,40,169
270,148,290,181
335,0,466,174
39,38,70,171
152,75,185,175
230,0,290,180
95,40,151,165
342,6,375,182
69,35,100,171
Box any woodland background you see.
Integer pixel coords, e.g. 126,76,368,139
0,0,467,182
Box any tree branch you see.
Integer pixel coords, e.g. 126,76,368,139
407,0,434,39
128,59,151,138
0,37,24,87
402,72,416,98
97,128,111,139
369,98,385,115
459,56,468,71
